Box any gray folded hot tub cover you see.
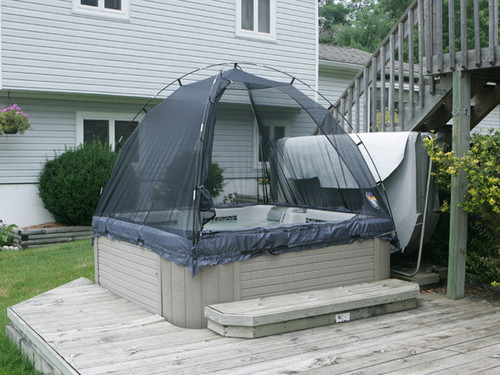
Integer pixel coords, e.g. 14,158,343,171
92,67,397,275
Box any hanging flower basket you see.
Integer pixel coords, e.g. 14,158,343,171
0,104,31,136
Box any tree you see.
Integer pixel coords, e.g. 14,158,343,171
320,0,493,54
319,0,413,52
318,0,349,43
441,0,492,54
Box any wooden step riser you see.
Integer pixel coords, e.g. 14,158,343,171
207,298,417,338
205,279,420,338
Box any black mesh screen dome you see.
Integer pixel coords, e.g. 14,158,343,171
93,67,397,274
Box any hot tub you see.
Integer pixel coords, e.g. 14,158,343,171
94,205,390,328
203,205,356,231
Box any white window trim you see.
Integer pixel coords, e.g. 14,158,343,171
72,0,130,20
76,111,141,151
253,121,288,168
235,0,276,42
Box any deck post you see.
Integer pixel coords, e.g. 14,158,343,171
447,70,470,300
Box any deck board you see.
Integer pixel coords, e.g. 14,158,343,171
6,278,500,374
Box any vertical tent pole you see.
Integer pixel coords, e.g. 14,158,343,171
447,70,470,300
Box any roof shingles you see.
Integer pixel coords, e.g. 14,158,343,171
319,44,372,66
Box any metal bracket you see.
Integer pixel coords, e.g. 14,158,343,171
451,108,470,116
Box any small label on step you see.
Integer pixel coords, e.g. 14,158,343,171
335,312,350,323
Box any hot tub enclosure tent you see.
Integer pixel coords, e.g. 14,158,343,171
92,65,397,275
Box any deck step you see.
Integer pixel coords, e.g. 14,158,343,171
205,279,419,338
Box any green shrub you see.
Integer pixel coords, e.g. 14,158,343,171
38,142,117,226
206,162,225,198
422,211,450,266
424,131,500,285
425,130,500,217
0,221,17,247
466,215,500,284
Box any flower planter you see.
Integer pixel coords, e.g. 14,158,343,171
0,104,31,136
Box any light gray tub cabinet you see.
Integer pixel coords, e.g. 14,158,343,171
94,236,390,328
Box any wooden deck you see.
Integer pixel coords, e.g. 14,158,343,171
6,277,500,374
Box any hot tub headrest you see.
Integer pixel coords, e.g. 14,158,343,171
267,206,288,223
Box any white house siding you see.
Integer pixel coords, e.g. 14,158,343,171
473,106,500,135
317,65,367,131
212,103,317,202
1,0,318,98
0,93,148,227
0,0,318,226
318,66,357,107
0,94,318,226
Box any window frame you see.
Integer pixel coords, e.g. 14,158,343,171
72,0,130,20
76,111,141,151
235,0,276,42
253,122,288,168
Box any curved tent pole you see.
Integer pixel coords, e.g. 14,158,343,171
115,62,234,152
192,63,234,245
98,63,234,201
244,62,396,236
232,63,386,184
195,62,398,238
233,62,399,247
100,62,399,248
98,63,236,206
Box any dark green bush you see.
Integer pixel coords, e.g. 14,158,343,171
38,142,117,226
206,162,225,198
424,131,500,285
422,211,450,266
466,215,500,284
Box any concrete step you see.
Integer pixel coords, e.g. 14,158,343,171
392,271,441,286
205,278,419,338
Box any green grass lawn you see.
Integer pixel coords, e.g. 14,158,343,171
0,240,94,374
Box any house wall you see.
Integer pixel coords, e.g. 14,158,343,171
318,66,358,107
0,94,148,227
0,0,318,227
0,184,54,228
1,0,318,97
318,65,367,131
0,94,318,227
212,103,317,202
474,107,500,134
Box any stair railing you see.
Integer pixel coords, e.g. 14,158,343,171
333,0,499,133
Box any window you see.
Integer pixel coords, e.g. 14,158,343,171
72,0,129,20
236,0,276,41
76,112,139,150
257,125,285,162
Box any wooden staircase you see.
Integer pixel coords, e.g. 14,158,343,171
333,0,500,136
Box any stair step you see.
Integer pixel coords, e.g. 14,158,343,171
393,271,441,286
205,279,420,338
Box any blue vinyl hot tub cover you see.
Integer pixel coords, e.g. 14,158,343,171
92,67,397,274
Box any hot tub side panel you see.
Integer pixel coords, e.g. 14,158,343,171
95,236,390,328
160,259,237,328
159,238,390,328
94,237,161,314
237,238,388,299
